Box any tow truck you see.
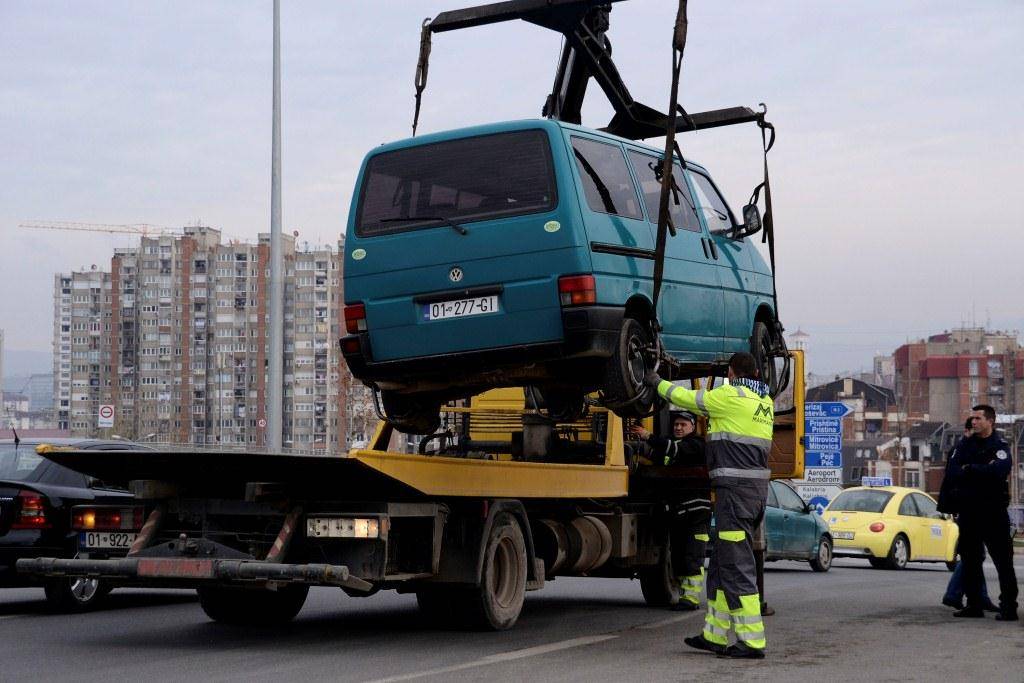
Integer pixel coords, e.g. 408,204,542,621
19,0,800,630
19,351,803,630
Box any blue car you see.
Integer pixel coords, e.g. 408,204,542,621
342,119,779,433
765,480,832,572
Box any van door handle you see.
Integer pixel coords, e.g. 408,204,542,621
708,239,719,260
700,239,710,259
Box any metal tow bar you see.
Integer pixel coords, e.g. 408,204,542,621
16,556,373,592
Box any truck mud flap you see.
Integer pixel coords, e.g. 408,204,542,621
17,556,373,592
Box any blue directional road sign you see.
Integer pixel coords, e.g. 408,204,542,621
804,401,852,472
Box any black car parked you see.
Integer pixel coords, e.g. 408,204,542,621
0,437,149,611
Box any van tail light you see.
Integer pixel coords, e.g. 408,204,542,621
558,275,596,306
11,491,50,529
72,505,145,531
344,303,367,334
869,522,885,533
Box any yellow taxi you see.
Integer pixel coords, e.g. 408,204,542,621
824,485,958,570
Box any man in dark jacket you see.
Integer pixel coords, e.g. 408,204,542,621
632,412,711,611
938,404,1018,620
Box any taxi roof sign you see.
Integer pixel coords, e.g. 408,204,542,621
862,476,892,487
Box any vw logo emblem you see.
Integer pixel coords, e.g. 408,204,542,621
449,267,463,283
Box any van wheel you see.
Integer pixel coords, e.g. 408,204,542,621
381,391,441,435
750,321,779,396
603,318,656,417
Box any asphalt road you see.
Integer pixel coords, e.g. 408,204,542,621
2,558,1022,682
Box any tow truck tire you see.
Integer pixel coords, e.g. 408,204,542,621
456,513,528,631
603,318,655,418
381,391,441,435
639,533,679,608
44,576,110,612
198,585,309,625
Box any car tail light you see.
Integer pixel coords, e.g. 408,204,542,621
558,275,596,306
341,337,361,355
869,522,885,533
11,491,50,529
344,303,367,333
72,506,145,531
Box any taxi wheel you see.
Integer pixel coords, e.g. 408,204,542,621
885,535,910,570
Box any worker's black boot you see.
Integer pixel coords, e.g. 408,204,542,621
952,606,984,618
994,610,1018,621
684,635,723,654
670,600,700,612
718,643,765,660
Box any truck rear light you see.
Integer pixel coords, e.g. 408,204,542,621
869,522,885,533
344,303,367,333
72,506,144,531
11,491,50,529
558,275,596,306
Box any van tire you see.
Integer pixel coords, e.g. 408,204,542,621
381,391,441,435
603,318,655,417
750,321,778,396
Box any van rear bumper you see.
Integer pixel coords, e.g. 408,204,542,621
342,305,624,391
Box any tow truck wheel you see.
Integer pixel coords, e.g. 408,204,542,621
456,513,527,631
603,318,656,418
198,584,309,625
639,532,679,608
381,391,442,435
44,576,110,612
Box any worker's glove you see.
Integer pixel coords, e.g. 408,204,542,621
644,369,662,388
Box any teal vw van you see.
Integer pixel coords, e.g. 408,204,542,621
342,119,780,434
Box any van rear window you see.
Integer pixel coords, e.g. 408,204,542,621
355,130,557,237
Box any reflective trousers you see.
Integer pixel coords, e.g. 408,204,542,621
703,482,767,650
670,509,711,605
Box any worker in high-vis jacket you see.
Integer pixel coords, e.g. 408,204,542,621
645,352,773,659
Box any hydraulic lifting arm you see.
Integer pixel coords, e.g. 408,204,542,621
413,0,762,141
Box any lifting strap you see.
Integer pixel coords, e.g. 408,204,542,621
412,18,433,136
748,108,779,322
652,0,688,317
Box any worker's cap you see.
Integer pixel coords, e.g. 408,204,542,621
671,411,697,426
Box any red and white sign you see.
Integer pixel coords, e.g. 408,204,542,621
257,418,267,428
98,404,115,428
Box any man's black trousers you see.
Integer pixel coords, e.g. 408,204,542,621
959,510,1018,612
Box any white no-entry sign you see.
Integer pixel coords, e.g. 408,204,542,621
98,404,115,428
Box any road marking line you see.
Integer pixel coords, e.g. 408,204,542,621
365,634,618,683
638,613,694,630
0,615,24,621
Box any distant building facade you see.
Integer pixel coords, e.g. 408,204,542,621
893,327,1024,425
53,227,376,450
807,377,901,439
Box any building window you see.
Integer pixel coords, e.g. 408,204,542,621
904,470,920,489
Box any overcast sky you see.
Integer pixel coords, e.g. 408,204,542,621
1,0,1022,375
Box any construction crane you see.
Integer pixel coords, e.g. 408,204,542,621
19,221,177,237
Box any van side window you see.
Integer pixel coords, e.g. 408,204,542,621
570,137,642,220
626,151,701,232
688,171,737,235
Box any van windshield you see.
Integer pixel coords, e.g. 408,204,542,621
356,129,557,237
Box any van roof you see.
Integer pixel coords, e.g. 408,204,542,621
371,119,709,173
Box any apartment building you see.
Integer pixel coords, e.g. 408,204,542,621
893,327,1024,424
54,227,370,451
52,268,112,432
